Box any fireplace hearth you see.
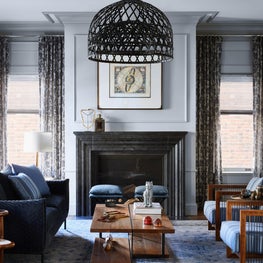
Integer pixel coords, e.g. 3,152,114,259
74,131,187,219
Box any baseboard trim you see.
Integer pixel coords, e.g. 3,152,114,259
185,203,198,216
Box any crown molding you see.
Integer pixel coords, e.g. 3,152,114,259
197,21,263,35
0,21,63,36
45,11,218,26
166,11,218,25
1,12,263,37
43,12,95,24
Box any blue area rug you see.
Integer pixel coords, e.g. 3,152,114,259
5,219,239,263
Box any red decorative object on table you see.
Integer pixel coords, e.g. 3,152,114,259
143,216,153,225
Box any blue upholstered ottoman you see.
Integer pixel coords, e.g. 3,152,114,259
89,184,124,214
134,185,168,204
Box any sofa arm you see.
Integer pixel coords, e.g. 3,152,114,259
0,199,46,253
46,179,69,220
47,178,69,195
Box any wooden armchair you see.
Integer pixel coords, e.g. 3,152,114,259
220,199,263,263
203,183,247,240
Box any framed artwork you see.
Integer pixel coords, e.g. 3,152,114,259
98,63,162,109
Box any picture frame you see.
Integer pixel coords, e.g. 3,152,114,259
97,63,162,109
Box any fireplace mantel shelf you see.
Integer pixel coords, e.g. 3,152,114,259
74,131,187,219
74,131,187,141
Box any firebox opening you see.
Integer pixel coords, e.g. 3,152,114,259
92,153,164,187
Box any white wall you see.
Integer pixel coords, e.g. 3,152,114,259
63,12,205,216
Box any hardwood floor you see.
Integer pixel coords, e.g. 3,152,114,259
184,210,205,220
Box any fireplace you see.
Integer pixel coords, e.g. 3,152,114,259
74,131,187,219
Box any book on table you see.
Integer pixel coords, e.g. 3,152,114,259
133,202,162,214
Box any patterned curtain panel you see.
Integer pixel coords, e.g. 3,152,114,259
0,37,9,169
196,36,223,209
39,36,65,179
252,36,263,178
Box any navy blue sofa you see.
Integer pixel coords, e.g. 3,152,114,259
0,164,69,262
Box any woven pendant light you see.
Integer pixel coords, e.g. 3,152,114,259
88,0,173,63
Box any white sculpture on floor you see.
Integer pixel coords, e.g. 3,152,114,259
143,181,153,207
103,234,113,251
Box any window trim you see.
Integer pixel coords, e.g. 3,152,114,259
7,109,39,114
220,110,253,115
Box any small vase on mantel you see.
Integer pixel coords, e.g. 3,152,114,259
95,114,105,132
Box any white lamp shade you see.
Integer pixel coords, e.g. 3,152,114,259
24,132,52,153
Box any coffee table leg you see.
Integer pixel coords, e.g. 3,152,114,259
161,233,165,256
130,233,133,259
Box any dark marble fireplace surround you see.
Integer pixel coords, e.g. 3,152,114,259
74,131,187,219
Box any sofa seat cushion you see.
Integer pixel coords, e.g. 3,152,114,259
46,194,68,214
11,164,50,197
220,221,263,253
9,173,42,199
134,185,168,197
203,201,243,225
89,184,123,198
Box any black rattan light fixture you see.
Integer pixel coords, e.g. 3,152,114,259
88,0,173,63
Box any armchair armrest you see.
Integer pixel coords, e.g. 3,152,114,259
224,200,263,262
215,190,243,239
208,187,246,240
240,209,263,263
208,184,246,200
226,199,263,220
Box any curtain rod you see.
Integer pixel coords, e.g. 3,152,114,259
10,34,63,37
0,34,64,38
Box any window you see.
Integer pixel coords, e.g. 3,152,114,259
7,75,40,165
220,75,253,171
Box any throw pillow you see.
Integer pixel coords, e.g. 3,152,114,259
0,172,18,200
11,164,50,197
246,177,263,192
1,164,15,175
9,173,42,200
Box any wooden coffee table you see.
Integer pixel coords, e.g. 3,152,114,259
129,204,175,257
90,203,175,262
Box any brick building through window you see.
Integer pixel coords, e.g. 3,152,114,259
7,75,40,165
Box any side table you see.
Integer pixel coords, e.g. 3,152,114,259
0,210,15,263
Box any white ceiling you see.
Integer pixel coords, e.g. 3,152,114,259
0,0,263,23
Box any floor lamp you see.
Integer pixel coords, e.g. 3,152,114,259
24,132,52,167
